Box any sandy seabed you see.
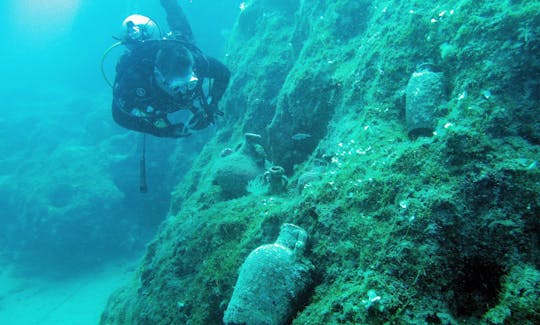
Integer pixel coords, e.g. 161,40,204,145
0,260,137,325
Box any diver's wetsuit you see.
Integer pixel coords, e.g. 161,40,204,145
112,0,230,138
160,0,195,43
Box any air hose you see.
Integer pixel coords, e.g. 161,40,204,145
100,41,123,88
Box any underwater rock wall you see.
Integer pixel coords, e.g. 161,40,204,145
0,95,182,274
101,0,539,324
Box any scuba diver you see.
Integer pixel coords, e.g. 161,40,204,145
109,0,231,138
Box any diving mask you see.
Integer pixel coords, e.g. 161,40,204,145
154,68,198,97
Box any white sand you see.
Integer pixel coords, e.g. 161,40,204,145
0,260,137,325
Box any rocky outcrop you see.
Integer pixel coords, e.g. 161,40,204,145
101,1,540,324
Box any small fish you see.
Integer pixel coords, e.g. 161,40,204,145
291,133,312,141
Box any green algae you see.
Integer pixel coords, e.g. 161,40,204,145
101,0,540,324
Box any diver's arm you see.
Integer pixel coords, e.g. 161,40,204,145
205,57,231,105
160,0,194,43
112,97,189,138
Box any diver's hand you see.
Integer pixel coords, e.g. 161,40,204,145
169,123,191,138
188,110,211,130
210,102,224,117
200,102,223,126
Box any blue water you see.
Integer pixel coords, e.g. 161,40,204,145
0,1,241,323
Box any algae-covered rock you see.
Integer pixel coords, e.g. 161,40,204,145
0,96,180,273
483,264,540,324
267,58,341,173
1,122,127,270
101,0,540,324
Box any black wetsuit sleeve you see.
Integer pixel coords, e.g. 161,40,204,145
205,56,231,105
160,0,194,43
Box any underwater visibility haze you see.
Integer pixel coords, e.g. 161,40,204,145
0,0,239,323
1,0,540,324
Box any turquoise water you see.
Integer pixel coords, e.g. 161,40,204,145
0,1,240,323
2,0,539,324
